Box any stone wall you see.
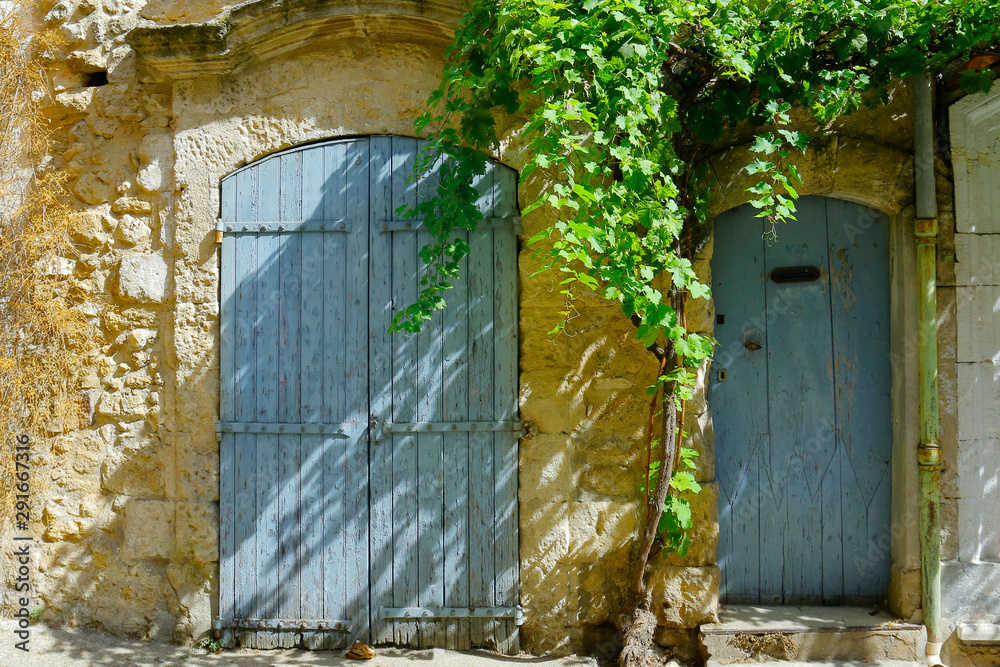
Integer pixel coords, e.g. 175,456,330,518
14,0,182,641
12,0,973,659
942,78,1000,667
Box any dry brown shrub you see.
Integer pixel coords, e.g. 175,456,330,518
0,3,98,515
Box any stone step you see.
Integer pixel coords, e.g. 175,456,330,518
700,606,925,664
707,662,924,667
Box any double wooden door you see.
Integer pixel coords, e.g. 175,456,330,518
217,136,520,651
710,196,891,605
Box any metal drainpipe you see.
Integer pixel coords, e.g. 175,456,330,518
913,73,945,667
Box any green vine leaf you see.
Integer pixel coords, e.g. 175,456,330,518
392,0,1000,560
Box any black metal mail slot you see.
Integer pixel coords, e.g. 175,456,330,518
770,266,820,283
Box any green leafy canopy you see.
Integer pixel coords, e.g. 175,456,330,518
394,0,999,548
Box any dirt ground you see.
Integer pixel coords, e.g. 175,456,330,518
0,623,598,667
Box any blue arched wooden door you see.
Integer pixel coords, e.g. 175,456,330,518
710,196,891,605
217,136,520,651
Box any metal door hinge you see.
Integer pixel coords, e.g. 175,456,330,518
213,617,351,637
378,606,524,625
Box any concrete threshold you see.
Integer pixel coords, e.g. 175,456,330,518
700,606,925,665
702,605,923,634
707,662,923,667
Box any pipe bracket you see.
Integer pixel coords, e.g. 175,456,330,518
915,218,939,239
918,442,942,470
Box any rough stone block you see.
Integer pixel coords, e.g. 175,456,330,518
44,517,96,542
519,561,575,655
175,437,218,501
580,462,637,497
889,563,922,621
67,48,107,72
71,172,109,205
519,434,576,505
87,560,173,637
118,253,169,303
832,139,909,214
112,196,153,215
646,563,720,628
137,162,165,193
115,214,152,247
56,89,94,114
564,500,639,563
519,499,570,568
68,209,109,246
686,288,715,334
122,500,174,560
683,407,715,484
174,502,218,563
96,387,151,421
167,561,214,642
100,445,167,498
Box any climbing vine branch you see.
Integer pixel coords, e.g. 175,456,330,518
393,1,998,663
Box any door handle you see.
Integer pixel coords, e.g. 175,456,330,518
744,340,762,351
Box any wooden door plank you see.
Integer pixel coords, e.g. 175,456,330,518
468,163,497,648
322,142,350,649
368,136,395,646
709,205,767,603
275,150,303,648
343,138,371,646
821,439,845,604
442,224,471,651
252,158,282,649
415,239,446,648
826,197,892,602
233,167,259,645
414,148,446,648
763,195,831,604
297,144,327,648
492,164,519,654
390,135,421,647
731,456,763,604
299,224,326,643
219,176,238,638
437,139,470,649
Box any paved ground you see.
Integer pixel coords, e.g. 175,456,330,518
0,623,598,667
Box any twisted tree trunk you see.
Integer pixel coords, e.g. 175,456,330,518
617,357,678,667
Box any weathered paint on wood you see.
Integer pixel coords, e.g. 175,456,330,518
368,136,395,647
493,163,520,653
342,138,372,647
276,150,303,649
826,197,892,602
468,164,497,648
710,196,891,605
219,136,520,651
710,204,767,604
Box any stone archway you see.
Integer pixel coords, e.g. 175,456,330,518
701,136,922,617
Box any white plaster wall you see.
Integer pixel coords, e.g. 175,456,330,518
943,81,1000,667
950,80,1000,568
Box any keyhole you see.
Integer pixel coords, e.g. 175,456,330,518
717,369,727,382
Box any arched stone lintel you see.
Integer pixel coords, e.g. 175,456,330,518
127,0,463,79
706,136,914,221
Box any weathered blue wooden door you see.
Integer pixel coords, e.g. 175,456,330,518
218,136,520,651
710,196,891,605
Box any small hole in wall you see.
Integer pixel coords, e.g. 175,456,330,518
83,71,108,87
